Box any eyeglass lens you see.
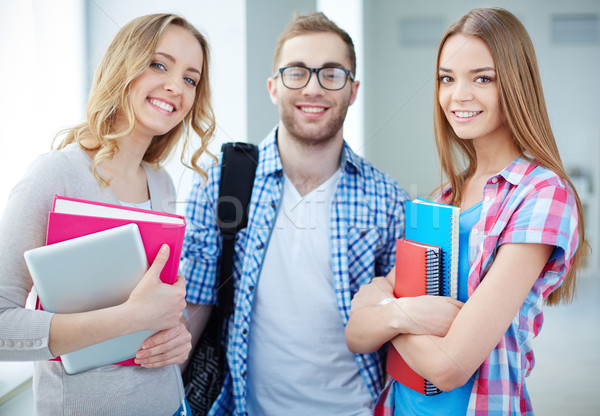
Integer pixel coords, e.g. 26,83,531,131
281,67,349,90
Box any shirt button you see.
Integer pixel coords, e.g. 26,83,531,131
7,341,13,347
16,341,23,348
0,340,4,347
241,370,247,377
257,243,264,250
27,341,33,347
242,329,248,335
36,340,42,346
491,177,498,184
472,228,479,235
270,201,277,209
484,195,491,202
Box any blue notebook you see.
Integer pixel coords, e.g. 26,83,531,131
404,198,459,299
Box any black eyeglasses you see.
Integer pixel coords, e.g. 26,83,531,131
273,66,354,91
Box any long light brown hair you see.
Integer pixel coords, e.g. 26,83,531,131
433,8,586,305
55,13,215,184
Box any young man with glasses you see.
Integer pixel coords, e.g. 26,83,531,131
181,12,456,415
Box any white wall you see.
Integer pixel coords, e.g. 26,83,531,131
318,0,365,154
0,0,86,217
84,0,246,214
0,0,364,218
245,0,364,153
245,0,316,143
0,0,246,218
1,0,598,412
1,0,598,253
2,0,597,217
363,0,600,199
363,0,600,273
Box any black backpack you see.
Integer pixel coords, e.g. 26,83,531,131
183,142,258,415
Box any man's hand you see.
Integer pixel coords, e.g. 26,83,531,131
350,275,395,312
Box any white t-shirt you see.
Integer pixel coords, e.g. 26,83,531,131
246,170,372,416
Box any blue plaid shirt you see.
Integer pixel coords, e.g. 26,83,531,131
181,128,408,415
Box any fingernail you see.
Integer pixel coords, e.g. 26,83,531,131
160,244,169,254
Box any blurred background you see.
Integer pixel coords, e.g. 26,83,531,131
1,0,598,414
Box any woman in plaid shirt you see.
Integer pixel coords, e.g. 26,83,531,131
346,8,586,415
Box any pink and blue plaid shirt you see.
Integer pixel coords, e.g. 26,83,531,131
376,156,579,416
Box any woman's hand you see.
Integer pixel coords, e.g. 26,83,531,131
349,267,462,336
397,295,463,337
47,245,188,357
345,268,463,354
126,245,187,333
390,243,554,391
135,318,192,368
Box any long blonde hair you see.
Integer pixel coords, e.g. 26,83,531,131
55,13,215,184
433,8,586,305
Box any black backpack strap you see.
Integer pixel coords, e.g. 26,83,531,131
183,143,258,415
182,142,258,414
215,142,258,326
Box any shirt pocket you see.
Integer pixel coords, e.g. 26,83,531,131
346,226,381,292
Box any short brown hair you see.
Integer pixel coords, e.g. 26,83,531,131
272,12,356,74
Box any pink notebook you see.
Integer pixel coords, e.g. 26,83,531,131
47,195,185,284
41,195,186,367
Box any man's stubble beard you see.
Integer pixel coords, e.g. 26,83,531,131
278,96,351,148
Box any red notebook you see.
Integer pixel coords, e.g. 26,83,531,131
42,195,186,366
386,238,444,395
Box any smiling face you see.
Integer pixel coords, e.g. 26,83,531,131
267,32,359,146
127,24,203,140
438,34,508,144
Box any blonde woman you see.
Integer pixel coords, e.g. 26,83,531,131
346,8,585,415
0,13,215,415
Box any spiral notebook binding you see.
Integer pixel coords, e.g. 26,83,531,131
424,379,443,396
441,269,450,297
424,250,444,296
449,217,459,299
